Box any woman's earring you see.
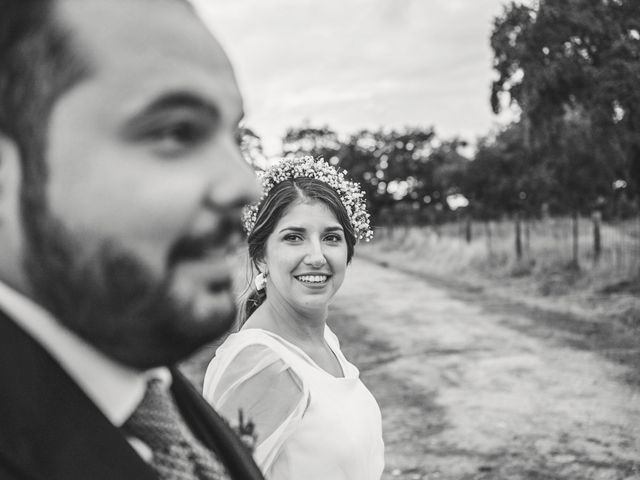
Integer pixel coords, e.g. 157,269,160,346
255,271,268,291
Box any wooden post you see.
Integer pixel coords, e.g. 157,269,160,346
572,210,579,268
465,216,472,243
592,210,602,264
515,213,523,260
486,221,493,257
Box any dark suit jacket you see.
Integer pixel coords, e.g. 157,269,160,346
0,309,264,480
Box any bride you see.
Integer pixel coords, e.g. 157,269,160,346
203,156,384,479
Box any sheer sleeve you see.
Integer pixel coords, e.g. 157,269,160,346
203,340,309,473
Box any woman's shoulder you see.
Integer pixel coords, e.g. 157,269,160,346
219,327,294,354
208,328,306,375
203,328,309,407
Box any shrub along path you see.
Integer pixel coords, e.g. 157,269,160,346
329,257,640,480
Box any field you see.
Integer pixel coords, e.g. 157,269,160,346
364,218,640,331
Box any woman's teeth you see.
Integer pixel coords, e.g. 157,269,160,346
296,275,328,284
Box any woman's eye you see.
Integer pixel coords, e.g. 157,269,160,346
324,234,342,243
283,233,303,242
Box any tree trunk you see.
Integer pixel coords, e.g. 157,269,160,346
592,210,602,264
572,210,580,268
515,213,523,261
486,221,493,257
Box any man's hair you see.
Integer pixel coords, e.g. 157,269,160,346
0,0,193,190
0,0,88,236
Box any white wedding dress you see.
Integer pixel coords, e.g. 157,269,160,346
203,326,384,480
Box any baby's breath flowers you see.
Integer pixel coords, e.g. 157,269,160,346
242,156,373,241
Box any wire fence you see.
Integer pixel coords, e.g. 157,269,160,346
380,215,640,279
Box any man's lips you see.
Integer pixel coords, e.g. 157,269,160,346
167,215,243,267
207,276,232,293
171,251,234,295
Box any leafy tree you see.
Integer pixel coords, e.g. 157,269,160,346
490,0,640,210
282,125,342,160
281,124,475,225
463,124,546,219
238,126,268,170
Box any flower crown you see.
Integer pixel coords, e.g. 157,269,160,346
242,156,373,241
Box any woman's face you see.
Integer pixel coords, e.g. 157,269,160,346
262,200,349,316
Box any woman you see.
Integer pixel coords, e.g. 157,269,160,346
203,156,384,480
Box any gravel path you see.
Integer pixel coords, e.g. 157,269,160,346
329,258,640,480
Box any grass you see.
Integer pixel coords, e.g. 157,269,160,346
360,218,640,330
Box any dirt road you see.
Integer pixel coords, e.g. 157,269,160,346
329,258,640,480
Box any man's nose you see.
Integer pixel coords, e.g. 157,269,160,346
204,139,261,210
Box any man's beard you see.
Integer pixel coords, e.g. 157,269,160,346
21,211,237,370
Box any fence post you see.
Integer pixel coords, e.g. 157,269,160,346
592,210,602,264
572,210,580,268
465,216,472,243
515,213,523,260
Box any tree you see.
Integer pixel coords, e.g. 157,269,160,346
238,126,268,170
338,127,441,224
463,124,551,219
282,125,342,160
490,0,640,209
280,123,481,225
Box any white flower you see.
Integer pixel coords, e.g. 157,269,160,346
242,156,373,241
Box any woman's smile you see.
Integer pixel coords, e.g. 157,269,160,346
294,273,332,287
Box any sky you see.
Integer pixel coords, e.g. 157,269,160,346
194,0,516,156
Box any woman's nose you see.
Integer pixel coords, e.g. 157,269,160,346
308,256,327,268
304,242,327,268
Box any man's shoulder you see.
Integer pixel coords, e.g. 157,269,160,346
0,311,158,480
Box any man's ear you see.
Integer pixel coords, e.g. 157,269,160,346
0,132,27,290
0,132,21,214
0,132,22,225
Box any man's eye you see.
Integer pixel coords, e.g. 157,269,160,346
234,128,244,147
148,121,209,156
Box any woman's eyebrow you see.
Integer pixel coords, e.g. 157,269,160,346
278,226,344,234
278,226,306,234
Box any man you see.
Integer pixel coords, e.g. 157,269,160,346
0,0,264,479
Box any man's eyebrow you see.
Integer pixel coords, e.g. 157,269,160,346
132,91,220,120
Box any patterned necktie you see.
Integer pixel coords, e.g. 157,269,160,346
123,378,229,480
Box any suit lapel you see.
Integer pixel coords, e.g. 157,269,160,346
0,310,156,480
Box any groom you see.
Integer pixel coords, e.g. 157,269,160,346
0,1,263,479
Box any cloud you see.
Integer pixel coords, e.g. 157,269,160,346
193,0,511,154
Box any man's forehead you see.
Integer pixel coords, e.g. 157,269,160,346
54,0,232,76
52,0,242,118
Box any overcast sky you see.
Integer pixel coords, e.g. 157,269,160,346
195,0,516,155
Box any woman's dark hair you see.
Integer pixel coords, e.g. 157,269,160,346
241,177,357,321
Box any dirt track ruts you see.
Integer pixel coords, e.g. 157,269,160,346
329,257,640,480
